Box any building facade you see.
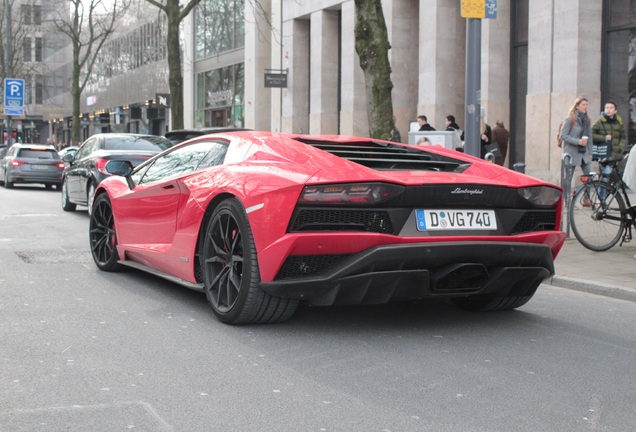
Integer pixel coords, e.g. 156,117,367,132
44,0,636,185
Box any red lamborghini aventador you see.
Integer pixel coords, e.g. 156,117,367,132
89,131,566,324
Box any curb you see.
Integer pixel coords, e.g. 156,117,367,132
548,275,636,303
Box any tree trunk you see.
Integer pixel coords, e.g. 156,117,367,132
354,0,395,140
166,5,184,130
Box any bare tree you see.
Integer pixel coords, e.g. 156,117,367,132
51,0,124,144
144,0,203,131
354,0,395,140
0,0,41,103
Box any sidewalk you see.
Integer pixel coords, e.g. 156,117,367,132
548,236,636,302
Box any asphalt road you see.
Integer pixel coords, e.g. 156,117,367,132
1,185,635,432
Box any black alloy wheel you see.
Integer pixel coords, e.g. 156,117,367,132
201,198,298,324
90,193,122,272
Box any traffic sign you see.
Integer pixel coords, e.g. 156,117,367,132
4,78,25,109
4,107,25,116
461,0,497,19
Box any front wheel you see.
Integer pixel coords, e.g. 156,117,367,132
4,171,13,189
201,198,298,324
90,193,123,272
61,178,76,211
569,180,626,251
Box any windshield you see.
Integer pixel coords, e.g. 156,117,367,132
17,149,59,159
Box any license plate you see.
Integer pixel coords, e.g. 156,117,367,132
416,209,497,231
31,164,49,170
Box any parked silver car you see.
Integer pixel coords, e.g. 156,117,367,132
0,144,65,189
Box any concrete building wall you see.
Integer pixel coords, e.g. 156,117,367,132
244,0,272,131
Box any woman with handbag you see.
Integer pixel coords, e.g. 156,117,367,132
561,97,594,205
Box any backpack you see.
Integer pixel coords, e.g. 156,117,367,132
557,113,590,148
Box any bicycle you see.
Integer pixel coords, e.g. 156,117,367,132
569,150,636,251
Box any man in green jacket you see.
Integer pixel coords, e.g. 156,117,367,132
591,101,626,157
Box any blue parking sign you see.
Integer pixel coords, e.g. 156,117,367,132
4,78,25,108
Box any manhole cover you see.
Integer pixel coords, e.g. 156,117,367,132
15,250,93,264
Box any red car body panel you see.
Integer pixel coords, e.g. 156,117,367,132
97,131,566,296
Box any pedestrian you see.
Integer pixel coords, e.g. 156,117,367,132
591,101,626,158
445,115,463,150
390,115,402,143
491,120,510,166
560,96,593,205
480,121,493,159
417,115,435,131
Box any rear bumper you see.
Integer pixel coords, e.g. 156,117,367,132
7,171,63,184
259,242,555,306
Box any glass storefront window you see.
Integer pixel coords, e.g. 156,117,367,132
194,0,245,61
195,63,245,128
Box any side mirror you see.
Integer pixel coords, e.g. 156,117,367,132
105,160,134,177
62,153,74,162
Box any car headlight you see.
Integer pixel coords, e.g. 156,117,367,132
298,182,404,205
518,186,562,206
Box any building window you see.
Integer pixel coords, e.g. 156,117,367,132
35,75,43,105
33,5,41,25
25,76,32,105
21,4,31,25
23,37,32,62
194,63,244,128
35,37,42,62
194,0,245,60
604,0,636,145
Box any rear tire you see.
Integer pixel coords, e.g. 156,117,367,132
90,193,123,272
569,180,625,251
87,182,96,216
201,198,298,324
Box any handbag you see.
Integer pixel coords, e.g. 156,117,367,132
484,142,500,156
592,140,612,160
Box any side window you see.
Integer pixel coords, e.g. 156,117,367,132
138,142,217,185
197,141,229,169
74,138,96,160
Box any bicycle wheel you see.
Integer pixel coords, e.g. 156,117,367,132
569,180,626,251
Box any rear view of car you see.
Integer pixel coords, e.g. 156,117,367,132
0,144,65,189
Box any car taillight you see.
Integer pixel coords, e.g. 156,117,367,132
298,183,404,205
518,186,562,206
57,162,65,169
10,160,21,166
95,158,110,175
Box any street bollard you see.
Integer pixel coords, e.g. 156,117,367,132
560,154,574,238
513,162,526,173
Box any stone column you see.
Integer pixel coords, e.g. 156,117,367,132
527,0,602,183
309,10,339,135
244,0,272,131
418,0,466,131
339,1,368,137
282,18,310,134
384,0,419,141
481,2,511,135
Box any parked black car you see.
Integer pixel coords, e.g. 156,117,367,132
0,144,65,189
61,133,173,213
164,127,250,145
